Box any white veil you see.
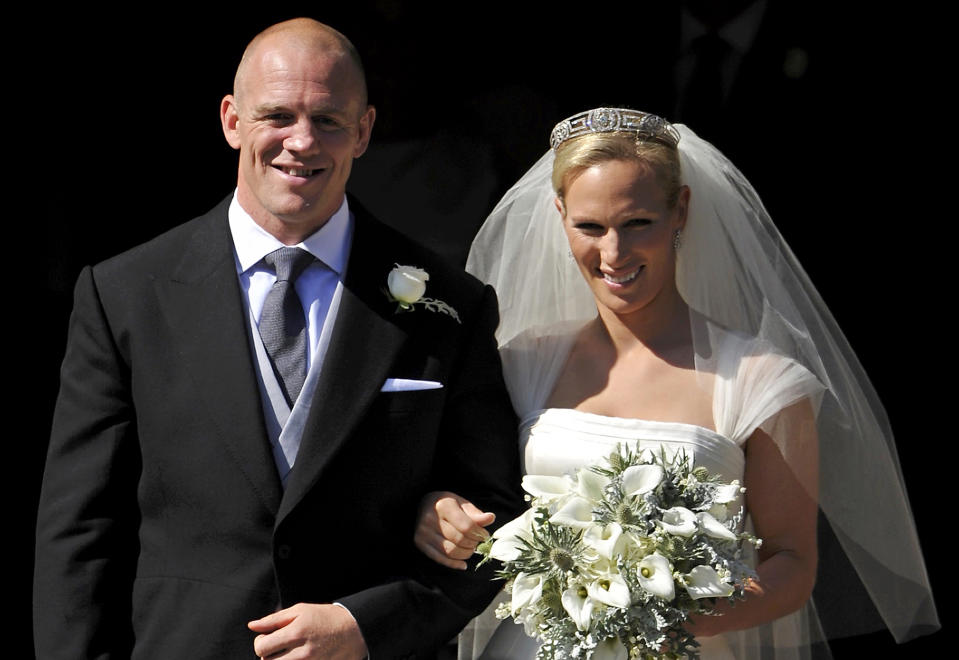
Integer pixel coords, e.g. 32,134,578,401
466,122,938,655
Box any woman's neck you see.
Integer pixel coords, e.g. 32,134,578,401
596,288,692,358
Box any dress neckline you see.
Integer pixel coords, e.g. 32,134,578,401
520,407,738,450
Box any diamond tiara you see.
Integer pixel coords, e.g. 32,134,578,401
549,107,680,151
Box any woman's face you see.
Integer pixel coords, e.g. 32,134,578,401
558,158,688,320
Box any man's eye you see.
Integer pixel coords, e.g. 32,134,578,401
314,116,341,129
625,218,653,228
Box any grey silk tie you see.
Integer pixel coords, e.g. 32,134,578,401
259,247,314,406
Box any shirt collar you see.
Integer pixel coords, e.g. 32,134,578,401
228,192,353,276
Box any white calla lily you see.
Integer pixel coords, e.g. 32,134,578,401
622,464,664,496
510,572,544,615
583,522,625,560
492,508,535,540
685,565,735,599
586,571,632,608
638,553,676,600
698,512,738,541
488,536,525,562
658,506,698,537
713,481,743,503
708,502,730,522
575,468,609,502
561,584,595,631
549,496,595,528
488,508,535,562
522,475,571,500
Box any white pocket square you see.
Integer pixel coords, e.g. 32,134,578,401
380,378,443,392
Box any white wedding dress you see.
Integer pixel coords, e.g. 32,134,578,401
458,321,824,660
461,122,939,657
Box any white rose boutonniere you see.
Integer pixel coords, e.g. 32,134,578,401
387,265,429,305
385,264,461,323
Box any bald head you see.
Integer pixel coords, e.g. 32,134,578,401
234,18,368,108
219,17,376,243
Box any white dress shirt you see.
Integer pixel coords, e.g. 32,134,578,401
229,192,353,484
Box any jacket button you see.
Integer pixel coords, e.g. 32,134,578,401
277,544,292,559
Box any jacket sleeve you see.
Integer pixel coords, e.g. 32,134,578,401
34,266,140,659
339,284,525,657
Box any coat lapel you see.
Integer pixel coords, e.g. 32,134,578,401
278,205,408,523
156,199,284,515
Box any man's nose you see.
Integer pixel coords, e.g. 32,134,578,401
283,118,320,154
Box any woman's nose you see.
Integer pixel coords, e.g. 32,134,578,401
600,230,624,265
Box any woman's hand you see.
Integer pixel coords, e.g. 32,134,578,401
684,400,818,638
414,491,496,570
684,576,763,638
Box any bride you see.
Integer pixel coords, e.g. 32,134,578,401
414,108,938,658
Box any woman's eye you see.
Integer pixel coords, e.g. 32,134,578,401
625,218,653,228
574,223,605,234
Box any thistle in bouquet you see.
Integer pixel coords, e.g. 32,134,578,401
477,444,761,659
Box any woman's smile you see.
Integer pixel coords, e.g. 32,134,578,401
601,265,644,286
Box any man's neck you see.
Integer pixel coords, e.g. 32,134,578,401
236,190,341,245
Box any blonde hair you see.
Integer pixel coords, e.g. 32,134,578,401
552,132,683,208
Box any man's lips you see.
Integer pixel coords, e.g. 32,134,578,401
273,165,323,177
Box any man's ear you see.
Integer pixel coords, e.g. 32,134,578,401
220,95,242,150
352,105,377,159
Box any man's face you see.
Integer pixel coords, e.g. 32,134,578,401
221,42,375,241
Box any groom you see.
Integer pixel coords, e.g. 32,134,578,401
34,18,522,659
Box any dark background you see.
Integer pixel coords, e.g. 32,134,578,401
22,1,946,656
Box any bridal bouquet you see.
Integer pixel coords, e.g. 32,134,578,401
478,445,761,660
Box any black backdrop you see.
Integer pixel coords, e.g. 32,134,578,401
22,2,947,656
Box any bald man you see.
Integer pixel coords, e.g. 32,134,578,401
34,19,522,659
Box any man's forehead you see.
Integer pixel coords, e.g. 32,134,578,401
252,48,357,85
249,75,359,109
239,51,362,108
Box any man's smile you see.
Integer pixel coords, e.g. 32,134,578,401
273,165,323,178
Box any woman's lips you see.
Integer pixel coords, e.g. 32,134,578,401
602,265,643,284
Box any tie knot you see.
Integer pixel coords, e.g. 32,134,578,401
264,247,314,283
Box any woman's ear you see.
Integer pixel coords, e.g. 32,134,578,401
676,185,691,231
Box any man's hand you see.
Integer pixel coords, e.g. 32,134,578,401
414,490,495,570
249,603,368,659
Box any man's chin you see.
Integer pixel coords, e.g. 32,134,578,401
269,202,340,238
274,187,342,218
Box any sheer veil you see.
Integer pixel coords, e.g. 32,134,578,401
466,123,938,654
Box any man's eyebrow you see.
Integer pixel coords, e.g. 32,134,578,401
251,102,349,116
251,103,289,115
